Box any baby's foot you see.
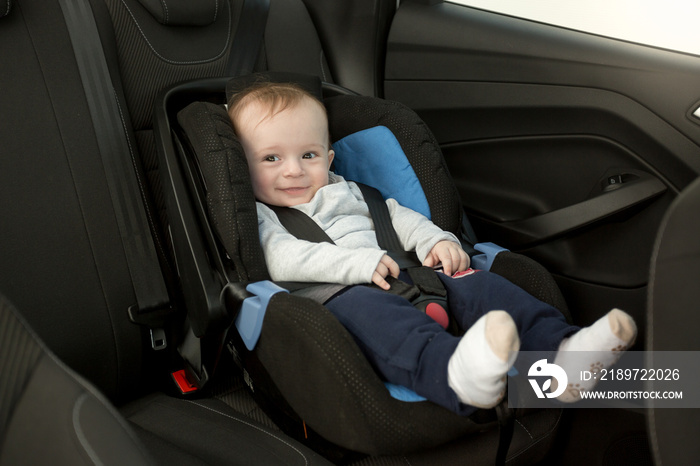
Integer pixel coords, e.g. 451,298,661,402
448,310,520,408
553,309,637,402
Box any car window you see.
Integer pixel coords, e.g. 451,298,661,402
448,0,700,56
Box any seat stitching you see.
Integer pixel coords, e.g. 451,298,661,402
185,400,310,466
506,410,563,463
73,393,103,465
515,419,533,440
116,0,231,65
158,0,169,24
319,50,327,82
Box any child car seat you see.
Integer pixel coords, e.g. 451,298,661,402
154,72,565,462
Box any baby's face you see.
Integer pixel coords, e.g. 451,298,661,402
237,96,334,206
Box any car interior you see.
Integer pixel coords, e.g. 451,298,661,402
1,0,699,465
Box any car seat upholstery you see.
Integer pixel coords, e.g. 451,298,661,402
0,0,563,462
102,0,333,240
157,72,565,462
0,1,334,464
300,0,398,96
646,175,700,465
0,294,154,466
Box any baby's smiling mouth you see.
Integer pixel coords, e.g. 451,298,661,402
279,187,308,194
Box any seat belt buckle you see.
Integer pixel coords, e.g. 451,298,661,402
171,369,198,395
235,281,288,351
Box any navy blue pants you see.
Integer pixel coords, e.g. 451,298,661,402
325,269,577,415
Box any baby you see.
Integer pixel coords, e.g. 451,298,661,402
228,80,637,414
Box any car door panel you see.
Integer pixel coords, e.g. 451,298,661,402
384,1,700,328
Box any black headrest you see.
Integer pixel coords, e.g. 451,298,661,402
1,0,11,18
225,71,323,104
137,0,221,26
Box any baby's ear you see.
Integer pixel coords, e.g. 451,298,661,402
327,148,335,166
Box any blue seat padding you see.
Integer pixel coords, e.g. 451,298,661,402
333,126,432,220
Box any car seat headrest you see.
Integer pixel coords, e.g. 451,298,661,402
137,0,222,26
333,126,431,219
1,0,11,18
226,71,324,104
325,95,463,236
177,101,269,282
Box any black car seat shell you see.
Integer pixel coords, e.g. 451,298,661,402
156,73,565,461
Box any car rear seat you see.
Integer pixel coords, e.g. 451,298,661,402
0,0,332,464
0,294,154,466
1,0,562,463
102,0,333,234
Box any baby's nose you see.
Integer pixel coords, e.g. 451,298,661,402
284,158,304,176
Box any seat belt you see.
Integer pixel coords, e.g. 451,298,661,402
57,0,171,348
226,0,271,77
268,183,448,303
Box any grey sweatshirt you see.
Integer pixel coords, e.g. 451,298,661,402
256,172,459,285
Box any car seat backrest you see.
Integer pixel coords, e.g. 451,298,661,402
102,0,333,264
0,0,160,402
136,0,222,26
301,0,397,96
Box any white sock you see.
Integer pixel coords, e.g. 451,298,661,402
447,311,519,408
553,308,637,402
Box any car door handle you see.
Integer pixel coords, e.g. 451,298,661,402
494,172,667,247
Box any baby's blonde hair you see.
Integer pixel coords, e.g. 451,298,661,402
227,80,328,136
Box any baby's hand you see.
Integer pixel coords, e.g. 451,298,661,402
423,240,469,276
372,254,400,290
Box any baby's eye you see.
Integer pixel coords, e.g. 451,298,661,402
302,152,318,159
263,155,280,162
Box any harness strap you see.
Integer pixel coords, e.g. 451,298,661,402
355,183,403,253
268,183,449,307
266,204,334,244
355,183,422,269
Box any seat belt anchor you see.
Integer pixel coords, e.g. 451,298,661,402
149,327,167,351
128,304,173,350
